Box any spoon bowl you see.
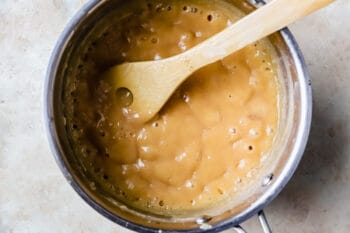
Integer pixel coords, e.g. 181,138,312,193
104,55,194,121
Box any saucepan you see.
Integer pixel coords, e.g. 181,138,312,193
44,0,312,232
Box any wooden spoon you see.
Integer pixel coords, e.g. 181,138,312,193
104,0,335,122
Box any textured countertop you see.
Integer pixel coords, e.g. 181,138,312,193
0,1,349,232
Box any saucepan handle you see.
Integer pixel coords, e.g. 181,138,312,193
233,211,272,233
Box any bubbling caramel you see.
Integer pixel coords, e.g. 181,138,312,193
64,0,279,214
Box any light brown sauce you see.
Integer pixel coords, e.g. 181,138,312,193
65,0,279,214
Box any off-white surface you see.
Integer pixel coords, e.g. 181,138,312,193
0,0,349,232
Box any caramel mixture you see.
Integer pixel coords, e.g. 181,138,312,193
65,0,279,214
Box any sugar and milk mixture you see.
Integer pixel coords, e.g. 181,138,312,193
64,0,279,214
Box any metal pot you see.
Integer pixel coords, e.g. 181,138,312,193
44,0,312,232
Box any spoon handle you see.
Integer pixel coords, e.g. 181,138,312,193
184,0,335,69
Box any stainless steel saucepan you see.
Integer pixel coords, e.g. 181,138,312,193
45,0,312,232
